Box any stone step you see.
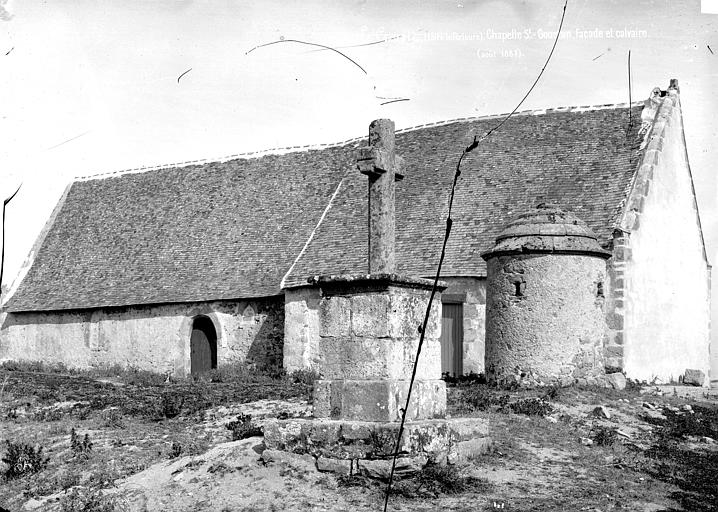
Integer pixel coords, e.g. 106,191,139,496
263,417,491,463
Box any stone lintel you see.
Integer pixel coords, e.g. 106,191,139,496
306,273,446,294
263,417,491,463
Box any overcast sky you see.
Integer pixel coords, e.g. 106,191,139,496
1,0,716,353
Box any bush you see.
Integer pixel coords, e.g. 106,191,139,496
71,428,93,460
168,441,183,459
166,437,209,458
118,367,167,387
593,426,618,447
542,385,561,400
662,405,718,439
207,363,258,383
2,440,49,480
460,386,510,412
392,463,494,498
289,369,321,386
0,360,48,373
54,469,81,490
226,413,263,440
442,372,486,386
508,397,553,416
160,393,184,419
87,464,121,489
59,487,126,512
101,408,124,428
33,406,64,422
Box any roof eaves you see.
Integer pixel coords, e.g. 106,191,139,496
6,292,286,315
74,102,647,184
1,182,75,311
614,91,673,233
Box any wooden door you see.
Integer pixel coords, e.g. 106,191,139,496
190,317,217,374
440,303,463,377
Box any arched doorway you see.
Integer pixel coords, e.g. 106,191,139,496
190,316,217,374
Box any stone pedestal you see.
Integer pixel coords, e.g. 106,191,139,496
269,119,491,476
307,274,446,423
291,274,446,419
271,274,491,473
263,417,491,474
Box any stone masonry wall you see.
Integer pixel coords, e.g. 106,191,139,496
604,230,629,371
285,278,486,378
0,297,284,377
283,287,322,373
304,278,445,423
284,284,444,380
485,253,608,386
440,277,486,375
618,94,711,383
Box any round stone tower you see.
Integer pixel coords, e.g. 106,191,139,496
481,204,612,387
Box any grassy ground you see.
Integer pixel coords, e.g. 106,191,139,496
0,362,313,511
1,364,717,511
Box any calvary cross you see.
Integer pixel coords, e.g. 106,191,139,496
356,119,406,274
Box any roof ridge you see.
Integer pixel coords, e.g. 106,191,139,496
75,100,646,183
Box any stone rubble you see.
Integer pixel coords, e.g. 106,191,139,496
682,369,706,387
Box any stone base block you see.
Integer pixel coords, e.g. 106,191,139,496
489,365,608,389
263,417,490,464
313,379,446,422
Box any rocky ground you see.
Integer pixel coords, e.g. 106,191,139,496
1,366,717,511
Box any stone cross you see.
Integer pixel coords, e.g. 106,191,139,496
356,119,405,274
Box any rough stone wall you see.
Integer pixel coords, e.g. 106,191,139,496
440,277,486,375
283,287,322,373
485,254,607,386
617,95,711,383
0,297,284,376
283,283,442,378
604,231,629,371
293,279,445,422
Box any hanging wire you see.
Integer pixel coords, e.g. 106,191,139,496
0,183,22,298
382,2,569,509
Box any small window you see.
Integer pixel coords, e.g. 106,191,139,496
514,281,525,297
596,282,604,298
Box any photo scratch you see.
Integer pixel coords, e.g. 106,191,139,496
177,68,192,83
246,38,367,75
305,35,401,53
379,98,410,105
46,131,91,151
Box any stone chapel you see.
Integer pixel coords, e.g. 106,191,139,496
0,79,711,385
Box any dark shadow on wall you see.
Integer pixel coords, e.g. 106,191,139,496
245,299,285,375
2,310,94,329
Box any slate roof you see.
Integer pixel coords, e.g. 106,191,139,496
6,103,646,312
283,104,645,287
